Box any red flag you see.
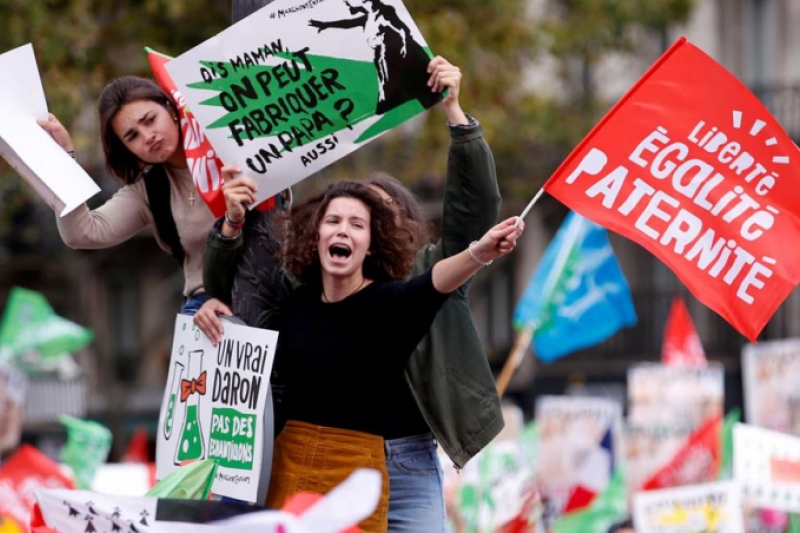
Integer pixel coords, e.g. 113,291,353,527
146,48,276,217
662,297,707,366
641,413,721,490
544,37,800,341
121,426,150,463
0,445,74,533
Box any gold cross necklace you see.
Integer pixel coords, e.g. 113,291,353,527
188,191,196,206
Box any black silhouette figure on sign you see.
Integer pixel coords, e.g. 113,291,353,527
308,0,440,114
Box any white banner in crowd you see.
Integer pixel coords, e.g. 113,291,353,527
742,337,800,436
734,422,800,513
633,481,744,533
156,315,278,502
165,0,441,204
627,363,724,429
535,395,622,514
0,44,100,216
624,424,696,494
36,489,301,533
37,469,381,533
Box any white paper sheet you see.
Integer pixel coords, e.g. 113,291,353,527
0,44,99,215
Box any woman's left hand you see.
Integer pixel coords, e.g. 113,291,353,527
193,298,232,347
427,56,468,125
470,217,524,264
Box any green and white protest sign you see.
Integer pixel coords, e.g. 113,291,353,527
165,0,442,204
633,481,744,533
156,315,277,502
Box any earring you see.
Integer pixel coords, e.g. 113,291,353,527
172,115,179,122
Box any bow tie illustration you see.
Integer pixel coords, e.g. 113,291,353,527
180,371,207,401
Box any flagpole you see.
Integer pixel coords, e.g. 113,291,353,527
496,327,534,398
514,187,545,228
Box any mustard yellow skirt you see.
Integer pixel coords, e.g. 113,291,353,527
265,420,390,533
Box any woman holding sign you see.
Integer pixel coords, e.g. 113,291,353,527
198,55,503,532
38,77,218,314
202,179,522,532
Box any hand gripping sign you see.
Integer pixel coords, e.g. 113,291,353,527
544,37,800,341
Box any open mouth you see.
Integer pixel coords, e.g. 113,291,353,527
329,243,352,259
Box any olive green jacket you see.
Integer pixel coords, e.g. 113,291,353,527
204,120,503,469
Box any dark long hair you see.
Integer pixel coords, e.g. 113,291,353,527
365,171,429,246
98,76,178,184
279,181,421,283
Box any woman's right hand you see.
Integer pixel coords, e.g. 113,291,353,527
193,298,232,347
37,113,74,152
221,165,258,223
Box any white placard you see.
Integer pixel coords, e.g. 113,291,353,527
156,315,278,502
633,481,744,533
165,0,441,204
733,422,800,512
742,337,800,435
628,362,724,428
535,395,622,514
0,44,100,215
35,489,301,533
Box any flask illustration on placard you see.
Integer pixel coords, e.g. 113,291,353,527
163,361,185,440
174,349,206,464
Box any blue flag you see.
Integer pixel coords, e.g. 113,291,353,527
513,212,637,361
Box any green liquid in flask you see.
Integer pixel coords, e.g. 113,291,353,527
176,404,204,462
164,394,176,438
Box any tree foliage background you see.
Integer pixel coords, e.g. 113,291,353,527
0,0,695,252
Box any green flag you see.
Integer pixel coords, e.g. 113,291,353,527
146,459,219,500
789,513,800,533
0,287,94,366
59,415,112,489
553,470,628,533
718,408,741,480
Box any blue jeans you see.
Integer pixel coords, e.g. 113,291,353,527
385,433,446,533
180,293,211,316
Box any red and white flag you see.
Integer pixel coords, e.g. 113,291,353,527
0,445,74,533
662,296,707,366
544,37,800,341
146,48,276,217
641,413,721,490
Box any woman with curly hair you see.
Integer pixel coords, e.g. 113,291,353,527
197,178,521,531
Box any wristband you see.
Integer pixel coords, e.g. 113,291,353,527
468,241,493,267
224,211,245,230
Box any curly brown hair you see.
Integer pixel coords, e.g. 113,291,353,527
279,181,421,283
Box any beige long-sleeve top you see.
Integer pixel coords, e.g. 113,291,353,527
56,165,216,297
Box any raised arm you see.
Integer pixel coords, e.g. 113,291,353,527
426,57,501,259
432,217,523,294
38,113,152,249
202,167,259,302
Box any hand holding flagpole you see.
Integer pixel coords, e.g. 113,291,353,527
514,187,545,229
